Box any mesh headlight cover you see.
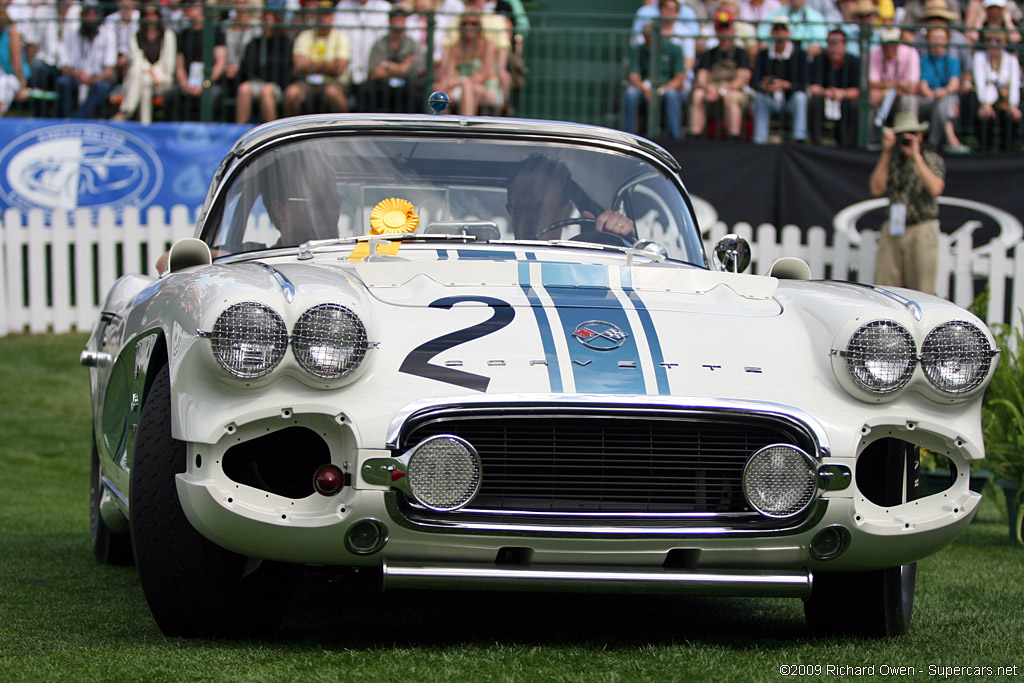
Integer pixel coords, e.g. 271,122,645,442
406,436,481,512
210,302,288,378
920,321,993,394
742,445,818,518
845,320,917,394
292,304,368,380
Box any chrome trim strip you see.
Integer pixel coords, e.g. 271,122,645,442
447,508,758,519
101,475,129,509
385,393,831,458
383,561,812,599
855,284,924,321
257,263,296,303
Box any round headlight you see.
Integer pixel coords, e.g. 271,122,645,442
920,321,993,394
210,302,288,378
292,304,368,380
742,444,818,518
406,435,481,512
844,320,916,394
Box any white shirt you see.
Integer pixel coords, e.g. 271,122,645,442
102,9,140,57
973,50,1021,107
58,21,117,77
29,1,83,67
333,0,391,85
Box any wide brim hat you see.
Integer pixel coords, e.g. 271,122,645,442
891,111,929,134
921,0,958,21
853,0,880,16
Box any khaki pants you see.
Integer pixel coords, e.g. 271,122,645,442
875,219,939,295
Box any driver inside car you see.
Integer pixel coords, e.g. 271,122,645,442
506,154,636,242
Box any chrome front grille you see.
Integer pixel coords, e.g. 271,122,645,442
397,407,817,523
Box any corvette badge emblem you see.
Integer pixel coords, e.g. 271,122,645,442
572,321,629,351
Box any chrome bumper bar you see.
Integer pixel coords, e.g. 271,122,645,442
383,561,812,599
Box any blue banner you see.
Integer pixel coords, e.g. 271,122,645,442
0,118,252,221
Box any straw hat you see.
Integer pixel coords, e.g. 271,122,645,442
891,111,929,134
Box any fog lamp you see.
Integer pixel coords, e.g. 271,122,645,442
742,444,818,518
810,526,851,560
406,435,481,512
345,519,387,555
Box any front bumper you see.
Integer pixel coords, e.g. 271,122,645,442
174,394,982,593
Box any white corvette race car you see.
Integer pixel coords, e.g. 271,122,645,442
83,114,996,638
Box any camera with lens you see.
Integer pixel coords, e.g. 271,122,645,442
899,134,914,147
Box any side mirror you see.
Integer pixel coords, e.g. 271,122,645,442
713,234,751,273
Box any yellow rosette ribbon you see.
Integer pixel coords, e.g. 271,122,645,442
348,198,419,262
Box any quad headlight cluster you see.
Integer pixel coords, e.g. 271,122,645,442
206,301,368,380
835,319,995,399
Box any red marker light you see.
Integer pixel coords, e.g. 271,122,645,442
313,464,345,496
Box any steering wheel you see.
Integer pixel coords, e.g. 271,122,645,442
538,217,635,248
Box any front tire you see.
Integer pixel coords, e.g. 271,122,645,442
129,364,296,638
805,563,915,637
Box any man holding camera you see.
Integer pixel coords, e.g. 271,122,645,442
869,111,945,295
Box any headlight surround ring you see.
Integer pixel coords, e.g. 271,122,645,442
843,320,917,395
209,302,288,379
920,321,993,395
291,303,369,380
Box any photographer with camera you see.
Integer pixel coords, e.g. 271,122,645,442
869,111,945,295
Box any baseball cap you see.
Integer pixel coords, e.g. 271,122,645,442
983,0,1006,7
771,14,791,26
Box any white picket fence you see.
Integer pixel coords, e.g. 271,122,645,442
1,207,1022,337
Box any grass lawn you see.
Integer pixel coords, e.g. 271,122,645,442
1,333,1021,682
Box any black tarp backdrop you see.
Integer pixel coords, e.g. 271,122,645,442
662,139,1024,251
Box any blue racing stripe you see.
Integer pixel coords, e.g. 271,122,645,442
518,261,562,392
457,249,517,260
540,263,646,394
621,268,671,395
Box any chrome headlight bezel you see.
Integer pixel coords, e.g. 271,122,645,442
920,320,995,396
207,302,289,379
291,303,369,380
837,320,917,396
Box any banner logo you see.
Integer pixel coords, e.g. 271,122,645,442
0,124,163,216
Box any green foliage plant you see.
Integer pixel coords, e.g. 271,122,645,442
981,318,1024,546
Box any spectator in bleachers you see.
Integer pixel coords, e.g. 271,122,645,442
165,0,226,120
0,4,28,114
406,0,461,69
334,0,390,109
449,0,510,109
434,11,501,115
759,0,827,59
969,26,1021,150
915,0,971,70
26,0,80,115
833,0,863,57
919,27,970,151
287,0,349,115
689,9,751,139
236,8,292,123
112,3,176,123
56,0,117,118
160,0,187,34
361,7,425,112
966,0,1022,46
224,0,263,98
808,27,860,146
103,0,139,82
753,16,809,143
623,18,687,139
868,26,919,129
632,0,700,47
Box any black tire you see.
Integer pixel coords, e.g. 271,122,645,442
129,364,297,638
804,563,915,637
90,435,134,565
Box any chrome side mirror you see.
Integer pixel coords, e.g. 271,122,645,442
632,239,668,259
713,234,751,273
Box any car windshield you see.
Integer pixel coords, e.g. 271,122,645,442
205,135,704,264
